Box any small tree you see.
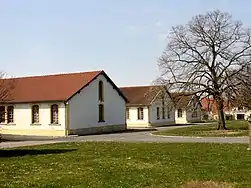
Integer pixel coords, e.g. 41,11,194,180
158,10,251,129
0,72,15,141
0,72,15,102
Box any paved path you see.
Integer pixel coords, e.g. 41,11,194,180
0,125,249,148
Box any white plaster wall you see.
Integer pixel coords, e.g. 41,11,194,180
126,106,149,127
175,108,188,124
0,102,66,131
226,107,251,120
186,108,202,122
149,99,175,125
175,107,202,124
68,74,126,130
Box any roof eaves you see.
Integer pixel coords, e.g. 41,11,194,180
1,100,66,104
126,103,150,107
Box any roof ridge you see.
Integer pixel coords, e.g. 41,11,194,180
3,70,103,80
120,85,160,89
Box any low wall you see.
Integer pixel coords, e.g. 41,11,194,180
1,128,66,137
69,124,127,136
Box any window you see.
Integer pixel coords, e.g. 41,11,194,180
98,81,104,102
192,110,197,118
126,108,130,119
98,81,105,122
0,106,5,123
51,104,59,124
32,105,39,123
137,107,144,120
99,104,104,122
162,107,165,119
178,109,183,118
162,94,165,119
156,107,160,120
167,107,170,119
7,106,14,123
237,114,245,120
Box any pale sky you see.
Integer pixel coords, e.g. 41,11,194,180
0,0,251,86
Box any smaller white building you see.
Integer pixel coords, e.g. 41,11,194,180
170,93,202,124
0,70,128,137
225,107,251,120
120,86,202,128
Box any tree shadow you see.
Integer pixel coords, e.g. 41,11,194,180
0,148,77,158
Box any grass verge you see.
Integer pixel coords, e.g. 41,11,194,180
0,142,251,187
153,120,249,137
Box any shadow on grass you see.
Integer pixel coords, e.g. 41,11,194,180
0,148,76,158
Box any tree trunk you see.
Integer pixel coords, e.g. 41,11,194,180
215,96,227,130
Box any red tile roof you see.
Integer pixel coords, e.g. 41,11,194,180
120,86,161,105
1,70,127,103
120,86,201,108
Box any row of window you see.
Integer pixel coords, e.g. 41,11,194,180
31,104,59,124
126,108,198,120
178,109,198,118
156,107,170,120
126,107,171,120
0,106,14,123
0,104,59,124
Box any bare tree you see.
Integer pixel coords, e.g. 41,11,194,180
158,10,251,130
0,72,16,141
0,72,15,102
230,66,251,109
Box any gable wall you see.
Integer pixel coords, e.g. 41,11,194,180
175,99,202,124
68,74,126,134
149,92,175,126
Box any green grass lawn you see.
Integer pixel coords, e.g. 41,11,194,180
0,142,251,188
154,120,249,137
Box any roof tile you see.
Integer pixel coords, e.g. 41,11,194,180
0,70,102,103
120,86,161,105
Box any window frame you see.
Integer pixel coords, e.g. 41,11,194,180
98,104,105,122
0,106,5,124
178,109,183,118
161,94,165,119
156,107,160,120
162,107,165,119
50,104,59,124
98,80,104,103
167,107,170,119
137,107,144,120
7,106,14,123
31,105,40,124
